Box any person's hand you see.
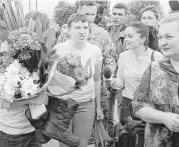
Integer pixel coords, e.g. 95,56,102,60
96,108,104,120
103,77,113,88
162,112,179,132
29,90,48,105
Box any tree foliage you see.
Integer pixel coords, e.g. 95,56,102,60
127,0,164,21
94,0,111,28
53,0,111,29
53,1,77,27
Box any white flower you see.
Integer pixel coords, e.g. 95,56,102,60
20,78,39,98
31,71,39,82
5,60,20,79
3,81,17,102
0,74,5,95
0,41,10,53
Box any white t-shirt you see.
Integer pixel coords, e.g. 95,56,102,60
53,41,103,103
0,106,35,135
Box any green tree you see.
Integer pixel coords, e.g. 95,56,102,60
53,1,77,27
127,0,164,21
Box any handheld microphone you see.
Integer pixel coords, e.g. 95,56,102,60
103,66,112,79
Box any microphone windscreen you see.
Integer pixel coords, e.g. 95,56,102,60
103,67,112,79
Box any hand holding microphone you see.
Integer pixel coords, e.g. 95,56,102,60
103,66,113,87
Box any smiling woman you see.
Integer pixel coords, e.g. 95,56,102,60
104,21,163,122
141,6,159,28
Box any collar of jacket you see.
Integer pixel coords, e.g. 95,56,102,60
158,57,179,85
159,57,179,85
159,57,178,75
107,24,126,38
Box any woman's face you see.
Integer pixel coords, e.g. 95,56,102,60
125,27,144,50
158,21,179,59
141,10,158,28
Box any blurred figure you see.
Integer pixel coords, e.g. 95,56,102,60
141,6,159,28
141,6,160,52
108,3,127,57
107,2,127,133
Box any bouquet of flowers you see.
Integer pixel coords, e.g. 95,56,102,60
47,52,92,97
0,27,46,118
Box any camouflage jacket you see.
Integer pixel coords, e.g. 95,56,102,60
107,25,126,59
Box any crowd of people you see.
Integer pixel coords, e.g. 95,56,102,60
0,0,179,147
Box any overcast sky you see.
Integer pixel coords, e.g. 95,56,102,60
21,0,171,19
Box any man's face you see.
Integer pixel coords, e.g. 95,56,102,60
141,10,158,28
78,5,97,23
68,21,89,43
111,8,126,26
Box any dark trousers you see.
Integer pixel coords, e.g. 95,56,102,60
103,89,116,137
120,96,140,125
0,131,42,147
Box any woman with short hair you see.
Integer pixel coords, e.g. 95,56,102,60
133,12,179,147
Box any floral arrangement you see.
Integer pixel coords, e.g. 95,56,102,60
0,27,41,102
47,52,92,97
56,53,91,89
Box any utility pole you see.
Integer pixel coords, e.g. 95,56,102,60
29,0,31,12
36,0,37,10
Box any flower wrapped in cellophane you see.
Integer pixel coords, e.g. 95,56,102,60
47,52,92,97
0,60,40,102
0,27,46,118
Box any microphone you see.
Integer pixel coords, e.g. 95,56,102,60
103,66,112,79
169,0,179,11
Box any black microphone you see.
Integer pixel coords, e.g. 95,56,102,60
169,0,179,11
103,66,112,79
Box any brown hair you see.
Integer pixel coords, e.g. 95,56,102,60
76,0,97,9
128,21,159,50
67,13,89,28
141,6,159,20
113,3,128,15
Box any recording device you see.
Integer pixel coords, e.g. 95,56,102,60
169,0,179,11
103,66,112,79
103,67,112,91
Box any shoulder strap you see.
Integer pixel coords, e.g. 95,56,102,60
151,50,155,62
120,37,125,44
